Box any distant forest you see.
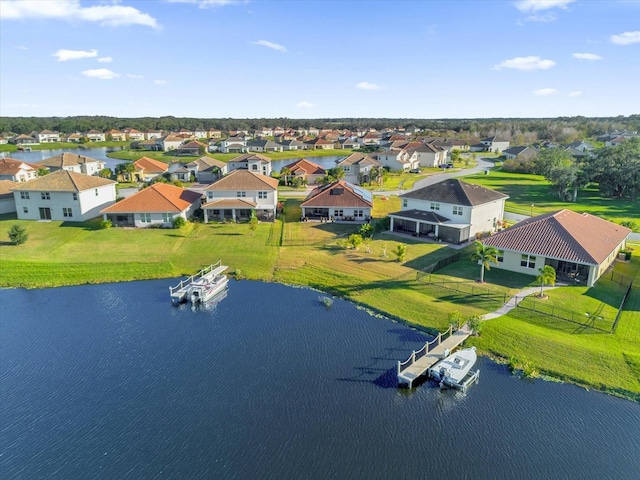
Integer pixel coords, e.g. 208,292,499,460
1,115,639,144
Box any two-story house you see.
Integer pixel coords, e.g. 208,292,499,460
0,158,42,182
35,130,60,143
202,170,279,222
227,153,272,177
375,149,419,172
389,179,508,244
220,136,248,153
12,169,116,221
39,153,106,176
85,130,106,142
335,152,383,185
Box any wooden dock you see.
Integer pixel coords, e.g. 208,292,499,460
397,324,472,388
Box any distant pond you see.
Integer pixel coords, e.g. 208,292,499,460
1,280,639,479
4,146,126,171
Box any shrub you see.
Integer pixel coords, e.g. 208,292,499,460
8,224,28,245
467,315,483,335
100,219,113,229
173,217,187,229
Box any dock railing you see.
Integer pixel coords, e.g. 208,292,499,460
397,325,454,375
169,260,222,296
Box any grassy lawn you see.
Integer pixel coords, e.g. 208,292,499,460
462,170,639,226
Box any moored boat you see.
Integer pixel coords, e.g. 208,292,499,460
170,261,228,305
428,346,479,391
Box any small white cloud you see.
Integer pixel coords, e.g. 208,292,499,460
53,48,98,61
610,31,640,45
251,40,287,53
572,52,602,61
17,45,29,50
533,88,560,96
127,74,144,79
356,81,382,91
154,79,168,85
296,101,316,108
568,90,583,97
97,56,113,63
166,0,241,6
515,0,575,12
493,56,556,71
525,13,557,22
82,68,120,80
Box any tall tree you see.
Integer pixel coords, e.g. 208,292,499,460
587,138,640,200
471,241,499,283
537,265,556,297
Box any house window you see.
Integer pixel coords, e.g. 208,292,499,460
430,202,440,211
453,206,463,216
95,189,98,196
237,191,246,198
335,209,344,217
252,164,258,170
63,207,73,218
23,206,28,214
20,192,30,200
162,213,172,223
497,250,504,263
41,192,50,200
402,199,408,208
520,254,536,269
258,191,267,199
354,209,364,218
207,192,214,200
72,192,78,201
141,213,151,223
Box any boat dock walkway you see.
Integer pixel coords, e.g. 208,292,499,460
397,324,471,388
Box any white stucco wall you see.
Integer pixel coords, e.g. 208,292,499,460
205,189,277,210
14,184,116,221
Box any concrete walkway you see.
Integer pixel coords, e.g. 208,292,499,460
481,286,560,320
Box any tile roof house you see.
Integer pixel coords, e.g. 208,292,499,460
11,169,117,221
227,153,272,177
66,133,84,143
335,152,383,185
86,130,106,142
35,130,61,143
101,182,202,228
202,169,279,222
105,129,127,141
483,210,631,286
38,152,106,176
158,134,184,152
220,136,248,153
180,156,227,183
0,158,42,182
0,179,18,214
176,140,207,156
280,158,326,185
389,179,508,244
131,156,169,182
300,180,373,222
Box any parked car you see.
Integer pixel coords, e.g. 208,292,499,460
438,163,454,169
409,168,421,173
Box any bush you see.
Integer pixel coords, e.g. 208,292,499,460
173,217,187,229
100,219,113,229
8,224,28,245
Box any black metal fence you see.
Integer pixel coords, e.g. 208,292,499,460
514,296,613,333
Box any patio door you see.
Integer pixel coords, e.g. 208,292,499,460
39,207,51,220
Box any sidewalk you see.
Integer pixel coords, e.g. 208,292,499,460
481,286,560,320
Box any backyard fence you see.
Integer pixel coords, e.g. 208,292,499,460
514,296,612,333
421,252,462,274
609,270,633,288
611,281,634,334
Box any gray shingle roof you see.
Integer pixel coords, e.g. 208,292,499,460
400,179,508,206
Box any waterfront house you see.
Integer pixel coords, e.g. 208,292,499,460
389,179,508,244
12,169,116,221
202,169,279,222
105,129,127,141
247,140,284,153
227,153,272,177
35,130,60,143
158,134,184,152
280,158,326,185
126,129,145,141
86,130,106,142
300,180,373,221
0,180,17,214
145,130,163,140
0,158,42,182
483,210,631,286
278,139,306,151
66,133,83,143
39,153,106,176
336,152,383,185
131,156,169,182
305,138,335,150
101,182,201,228
182,156,227,183
9,134,37,145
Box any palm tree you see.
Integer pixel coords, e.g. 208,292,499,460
471,240,499,283
537,265,556,297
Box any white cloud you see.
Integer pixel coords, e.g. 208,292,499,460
17,45,29,50
1,0,159,29
568,90,582,97
97,56,113,63
166,0,242,7
251,40,287,53
296,101,316,108
533,88,560,96
572,52,602,61
493,56,556,71
525,13,557,22
53,48,98,61
82,68,120,80
610,31,640,45
127,74,144,79
514,0,575,12
154,79,168,85
356,81,382,91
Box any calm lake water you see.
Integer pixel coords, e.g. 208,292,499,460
1,280,639,479
271,155,347,173
4,147,126,171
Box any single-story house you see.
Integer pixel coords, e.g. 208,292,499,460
278,139,306,151
389,179,508,244
131,156,169,182
227,153,272,177
101,182,201,228
0,158,42,182
300,180,373,222
38,152,106,176
483,210,631,286
305,138,335,150
11,169,117,221
280,158,326,185
503,146,539,160
247,140,283,153
0,180,17,214
202,169,279,222
176,140,207,156
9,134,37,145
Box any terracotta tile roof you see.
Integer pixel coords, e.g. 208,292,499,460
0,158,41,175
337,152,382,167
133,156,169,173
281,158,326,175
0,179,17,197
179,141,206,149
301,180,373,208
401,179,508,206
388,209,450,223
11,169,116,192
483,209,632,265
101,183,201,214
202,198,257,208
203,169,278,191
305,137,332,145
229,153,271,163
39,152,102,169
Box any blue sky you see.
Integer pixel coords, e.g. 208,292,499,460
1,0,639,119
